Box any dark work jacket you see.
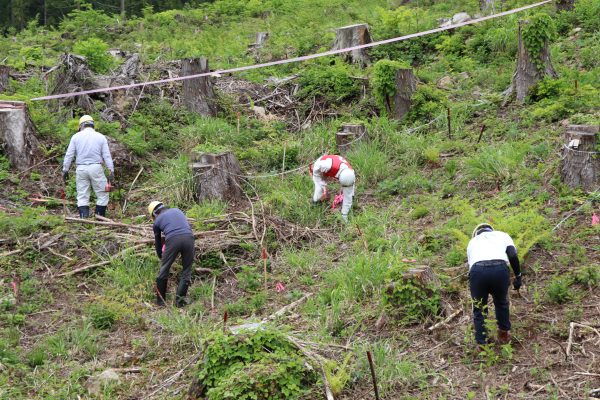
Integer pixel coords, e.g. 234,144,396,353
153,208,193,257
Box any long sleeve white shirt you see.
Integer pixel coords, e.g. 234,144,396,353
312,157,354,216
63,127,114,172
467,231,515,269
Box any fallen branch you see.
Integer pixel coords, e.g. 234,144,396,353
427,308,462,332
122,166,144,213
261,293,313,323
566,322,600,356
65,217,146,230
285,335,334,400
56,243,146,277
0,249,21,257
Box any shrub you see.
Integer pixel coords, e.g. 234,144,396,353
87,303,117,330
371,59,411,114
298,59,362,103
573,265,599,288
464,143,530,186
411,206,430,220
73,38,115,73
406,84,447,123
197,328,318,399
546,275,573,304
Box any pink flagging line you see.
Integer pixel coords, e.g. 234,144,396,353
31,0,551,102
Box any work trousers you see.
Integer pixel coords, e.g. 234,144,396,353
469,262,511,345
312,177,355,217
76,164,109,207
157,234,195,285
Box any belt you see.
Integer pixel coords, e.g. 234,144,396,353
473,260,507,267
77,163,101,166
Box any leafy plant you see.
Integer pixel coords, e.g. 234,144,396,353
371,59,410,114
521,13,557,72
73,38,116,73
87,303,118,330
546,275,573,304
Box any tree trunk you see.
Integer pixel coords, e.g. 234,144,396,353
331,24,372,68
182,57,218,117
336,123,367,154
506,20,557,103
191,152,243,203
248,32,269,50
0,65,9,94
391,68,417,121
0,101,40,171
561,124,600,192
556,0,575,11
479,0,496,15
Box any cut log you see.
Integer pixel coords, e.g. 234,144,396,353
331,24,372,68
336,123,367,154
0,65,10,94
479,0,496,15
556,0,575,11
505,20,557,103
191,152,243,203
561,124,600,192
391,69,417,120
181,57,218,117
0,101,40,171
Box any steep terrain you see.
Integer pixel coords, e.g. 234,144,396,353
0,0,599,399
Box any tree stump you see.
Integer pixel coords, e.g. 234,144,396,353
48,54,97,112
0,101,40,171
331,24,372,68
391,69,417,120
191,152,243,203
505,20,557,103
556,0,575,11
336,123,367,154
0,66,10,94
479,0,496,15
561,124,600,192
182,57,218,117
248,32,269,50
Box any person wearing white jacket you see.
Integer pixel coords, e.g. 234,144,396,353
310,154,355,222
62,115,114,218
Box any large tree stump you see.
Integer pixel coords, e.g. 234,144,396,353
556,0,575,11
182,57,218,117
331,24,372,68
561,124,600,192
48,54,98,112
0,101,40,171
336,123,367,154
506,20,557,103
0,66,10,94
191,152,243,203
248,32,269,50
390,69,417,120
479,0,496,15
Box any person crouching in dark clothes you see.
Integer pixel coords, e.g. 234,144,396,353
148,201,195,307
467,223,522,346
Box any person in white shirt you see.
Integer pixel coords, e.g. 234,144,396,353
310,154,355,222
62,115,114,218
467,223,522,346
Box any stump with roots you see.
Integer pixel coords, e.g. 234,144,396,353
0,101,40,171
0,66,9,94
505,20,557,103
561,124,600,192
48,54,97,112
336,123,367,154
479,0,496,15
248,32,269,50
191,152,243,203
390,69,417,121
182,57,218,117
331,24,372,68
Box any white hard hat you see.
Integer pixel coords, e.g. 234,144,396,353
338,168,355,187
148,201,163,217
79,115,94,125
472,223,494,238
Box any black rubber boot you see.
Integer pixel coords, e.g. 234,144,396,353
78,206,90,218
155,278,167,306
175,280,190,308
95,205,107,217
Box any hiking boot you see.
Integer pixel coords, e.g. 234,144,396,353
497,329,511,345
156,278,167,306
175,280,190,308
95,205,107,217
78,206,90,218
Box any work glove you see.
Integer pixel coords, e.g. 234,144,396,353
513,274,522,290
62,171,69,183
108,171,114,184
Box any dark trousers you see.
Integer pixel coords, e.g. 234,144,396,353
157,234,195,285
469,262,511,344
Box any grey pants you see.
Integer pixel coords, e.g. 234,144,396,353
76,164,109,207
157,234,195,284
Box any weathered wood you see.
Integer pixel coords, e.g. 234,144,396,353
506,20,557,103
0,101,40,171
391,69,417,120
561,124,599,192
48,54,97,112
331,24,372,68
0,65,10,93
336,123,367,153
191,152,243,203
181,57,217,117
556,0,575,11
479,0,496,15
248,32,269,50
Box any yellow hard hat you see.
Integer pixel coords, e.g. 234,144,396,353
79,115,94,126
148,201,163,217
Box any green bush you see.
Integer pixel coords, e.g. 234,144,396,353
573,265,599,288
546,275,573,304
371,59,410,114
406,84,447,123
411,206,430,220
0,207,62,239
298,59,362,103
465,143,530,186
197,328,318,399
73,38,115,73
87,303,117,330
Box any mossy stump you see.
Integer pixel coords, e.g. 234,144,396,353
336,123,367,154
191,152,242,203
